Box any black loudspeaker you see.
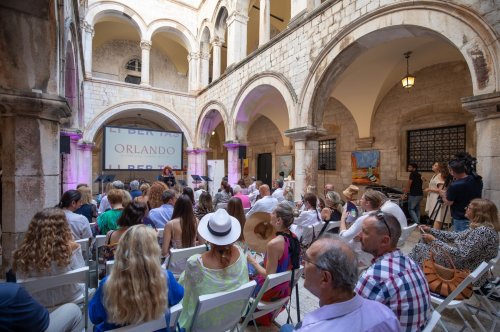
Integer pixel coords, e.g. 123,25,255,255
238,146,247,159
60,135,71,154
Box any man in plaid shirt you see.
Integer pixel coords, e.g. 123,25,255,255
355,211,431,332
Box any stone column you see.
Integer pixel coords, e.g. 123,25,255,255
200,49,210,88
291,0,309,21
462,92,500,203
140,40,152,86
285,126,327,200
61,130,82,191
188,52,200,91
186,148,198,188
83,22,94,78
196,149,209,178
227,12,248,66
77,141,94,187
259,0,270,46
0,91,70,271
211,39,222,80
224,142,244,186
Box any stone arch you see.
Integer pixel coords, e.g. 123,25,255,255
230,72,297,141
213,2,229,39
299,2,500,132
85,1,147,38
198,20,213,43
146,19,198,53
83,102,194,148
196,101,229,148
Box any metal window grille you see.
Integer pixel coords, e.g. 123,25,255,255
125,59,141,72
407,125,466,171
125,75,141,85
318,139,336,170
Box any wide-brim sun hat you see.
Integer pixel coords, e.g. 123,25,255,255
342,185,359,200
198,209,241,246
243,212,275,253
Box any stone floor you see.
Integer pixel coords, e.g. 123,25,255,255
245,228,500,331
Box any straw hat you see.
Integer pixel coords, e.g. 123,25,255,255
342,185,359,200
243,212,275,253
198,209,241,246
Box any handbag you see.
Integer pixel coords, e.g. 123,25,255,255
423,249,473,300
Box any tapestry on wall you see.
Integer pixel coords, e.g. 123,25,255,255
278,155,293,178
351,150,380,185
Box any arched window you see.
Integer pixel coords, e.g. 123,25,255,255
125,58,141,84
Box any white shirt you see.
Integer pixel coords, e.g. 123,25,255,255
98,195,110,214
291,209,321,239
381,200,408,228
248,189,260,206
64,210,92,240
246,196,279,218
272,188,285,202
296,294,400,332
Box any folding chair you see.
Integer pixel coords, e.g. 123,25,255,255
422,310,442,332
106,260,115,276
94,235,107,285
75,238,91,265
106,303,182,331
239,269,301,331
398,223,418,247
157,227,164,246
18,266,90,329
431,261,490,332
165,244,209,270
187,280,257,332
244,207,251,214
216,203,228,211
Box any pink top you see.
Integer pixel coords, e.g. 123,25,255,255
234,193,251,208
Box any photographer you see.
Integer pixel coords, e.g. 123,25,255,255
440,153,483,232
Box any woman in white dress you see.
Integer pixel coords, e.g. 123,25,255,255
424,162,451,229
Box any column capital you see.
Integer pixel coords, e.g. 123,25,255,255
227,11,249,25
211,38,224,47
200,51,210,60
83,21,94,34
186,147,209,154
140,40,152,51
187,52,201,61
60,128,83,141
461,92,500,121
284,126,327,141
77,141,95,151
223,141,246,150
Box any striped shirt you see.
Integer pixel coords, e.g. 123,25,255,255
355,249,431,332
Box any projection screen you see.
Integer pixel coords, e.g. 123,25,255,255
103,126,184,170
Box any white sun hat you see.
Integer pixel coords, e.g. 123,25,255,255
198,209,241,245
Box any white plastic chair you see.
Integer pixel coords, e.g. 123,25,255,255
240,269,300,331
18,266,90,329
165,244,209,271
75,238,91,265
105,260,114,276
187,280,257,332
216,203,228,211
422,310,442,332
431,261,490,331
398,223,418,247
243,207,251,214
106,303,182,331
157,227,165,246
94,235,107,285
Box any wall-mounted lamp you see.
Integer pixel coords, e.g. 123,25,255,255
211,130,215,136
401,51,415,89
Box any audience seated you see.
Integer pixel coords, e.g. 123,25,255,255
248,180,263,206
13,208,85,308
227,196,247,248
178,209,248,329
280,234,399,332
291,193,321,240
134,182,150,205
410,198,499,287
104,201,148,261
233,184,251,208
272,179,285,202
194,191,214,220
341,185,360,224
99,180,124,214
59,189,92,240
0,283,84,332
182,186,196,207
373,191,408,228
247,203,301,325
74,185,97,223
356,211,431,332
162,194,203,274
97,189,124,235
149,189,176,228
129,180,142,200
246,184,279,218
89,225,183,332
147,181,169,209
213,180,233,207
321,191,343,222
283,186,295,209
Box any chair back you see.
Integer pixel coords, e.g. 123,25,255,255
106,304,182,331
166,244,209,269
398,223,418,246
106,260,115,276
75,238,91,265
422,310,441,332
189,280,257,332
243,207,250,214
18,266,90,329
215,203,228,211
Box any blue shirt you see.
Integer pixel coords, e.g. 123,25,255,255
149,204,174,228
89,270,184,332
0,283,49,332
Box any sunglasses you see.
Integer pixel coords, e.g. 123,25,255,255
374,211,392,239
303,252,325,270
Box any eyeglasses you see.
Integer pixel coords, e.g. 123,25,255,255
375,211,392,239
303,252,325,270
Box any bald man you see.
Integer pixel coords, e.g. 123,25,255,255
246,184,279,218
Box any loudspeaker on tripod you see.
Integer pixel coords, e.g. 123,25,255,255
238,146,247,159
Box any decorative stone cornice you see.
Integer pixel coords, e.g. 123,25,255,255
140,40,152,51
0,89,71,122
461,92,500,121
227,12,249,25
284,125,327,141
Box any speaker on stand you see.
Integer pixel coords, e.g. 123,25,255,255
238,146,247,181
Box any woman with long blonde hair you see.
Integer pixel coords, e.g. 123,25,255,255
89,225,183,331
13,208,85,308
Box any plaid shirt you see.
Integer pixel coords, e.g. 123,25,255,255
355,249,431,332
